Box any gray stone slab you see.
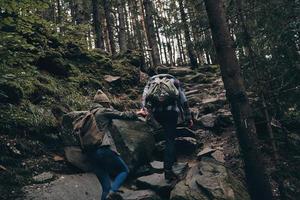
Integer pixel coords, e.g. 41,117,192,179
23,173,101,200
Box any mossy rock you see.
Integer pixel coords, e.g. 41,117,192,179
0,81,24,104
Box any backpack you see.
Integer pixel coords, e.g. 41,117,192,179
72,108,103,151
145,74,179,107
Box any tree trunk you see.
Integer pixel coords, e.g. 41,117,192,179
102,0,116,55
143,0,161,69
203,0,274,200
117,0,127,53
167,42,174,66
154,16,163,64
178,33,187,64
56,0,62,32
178,0,198,69
163,42,169,65
176,32,183,65
92,0,104,49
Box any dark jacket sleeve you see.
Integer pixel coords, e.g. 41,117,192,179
102,108,138,120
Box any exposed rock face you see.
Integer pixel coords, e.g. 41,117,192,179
110,119,155,170
170,158,250,200
23,174,101,200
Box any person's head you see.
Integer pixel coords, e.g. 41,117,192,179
93,90,111,108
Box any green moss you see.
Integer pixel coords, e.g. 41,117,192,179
0,101,57,136
0,81,24,104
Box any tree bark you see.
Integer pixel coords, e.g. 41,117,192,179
117,0,127,53
102,0,116,55
203,0,274,200
178,0,198,69
143,0,161,69
92,0,104,49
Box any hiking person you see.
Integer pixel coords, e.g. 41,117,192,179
136,74,193,181
74,90,138,200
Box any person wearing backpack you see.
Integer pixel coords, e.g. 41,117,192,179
74,90,138,200
136,74,193,181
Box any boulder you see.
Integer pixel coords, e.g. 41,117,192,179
23,173,101,200
110,119,156,170
136,173,173,197
170,158,250,200
121,189,161,200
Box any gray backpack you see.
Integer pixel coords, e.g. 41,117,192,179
146,74,179,106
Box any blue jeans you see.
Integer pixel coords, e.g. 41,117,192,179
88,147,129,200
153,110,178,170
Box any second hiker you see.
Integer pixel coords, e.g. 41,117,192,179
136,74,193,181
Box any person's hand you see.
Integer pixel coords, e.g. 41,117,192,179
188,119,193,129
136,108,148,117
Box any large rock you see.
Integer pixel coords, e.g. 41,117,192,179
23,173,101,200
110,119,156,170
136,173,173,198
121,189,161,200
170,158,250,200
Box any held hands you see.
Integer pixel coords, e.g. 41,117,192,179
136,108,149,118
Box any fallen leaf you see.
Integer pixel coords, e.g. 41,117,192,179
53,155,64,161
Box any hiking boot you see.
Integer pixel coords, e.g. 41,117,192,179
106,191,123,200
164,169,178,182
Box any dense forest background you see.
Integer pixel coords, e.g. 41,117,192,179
0,0,299,200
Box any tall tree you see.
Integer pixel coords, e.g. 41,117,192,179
102,0,116,55
203,0,274,200
178,0,198,69
117,0,127,53
92,0,104,49
143,0,161,69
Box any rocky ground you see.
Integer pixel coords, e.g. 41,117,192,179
19,66,251,200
